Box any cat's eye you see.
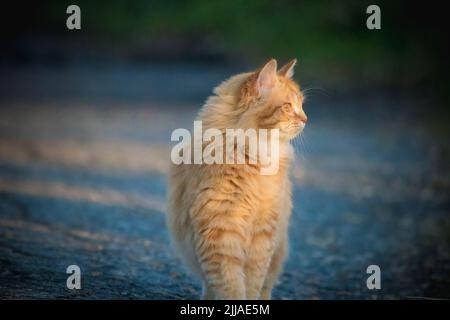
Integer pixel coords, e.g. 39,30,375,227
281,103,292,113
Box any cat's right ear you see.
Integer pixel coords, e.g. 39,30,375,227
278,59,297,78
255,59,278,97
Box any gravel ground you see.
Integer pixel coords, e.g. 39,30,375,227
0,63,449,299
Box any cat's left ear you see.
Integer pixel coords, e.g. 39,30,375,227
278,59,297,78
256,59,278,97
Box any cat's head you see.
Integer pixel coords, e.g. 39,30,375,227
239,59,307,140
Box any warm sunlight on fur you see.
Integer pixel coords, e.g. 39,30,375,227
167,59,306,299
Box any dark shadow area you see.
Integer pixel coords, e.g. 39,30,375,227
0,1,449,299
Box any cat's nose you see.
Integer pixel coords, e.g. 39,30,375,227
297,111,307,124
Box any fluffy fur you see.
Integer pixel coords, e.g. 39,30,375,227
167,59,307,299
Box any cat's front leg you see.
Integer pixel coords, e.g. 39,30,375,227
195,227,247,299
201,281,215,300
260,235,287,299
244,229,276,299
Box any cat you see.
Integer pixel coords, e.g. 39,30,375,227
167,58,307,299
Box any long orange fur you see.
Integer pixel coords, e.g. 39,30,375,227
167,59,307,299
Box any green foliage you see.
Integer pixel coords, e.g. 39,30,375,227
41,0,443,87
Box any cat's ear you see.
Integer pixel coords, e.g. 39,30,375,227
278,59,297,78
256,59,278,97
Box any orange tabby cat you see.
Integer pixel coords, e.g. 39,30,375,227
167,59,307,299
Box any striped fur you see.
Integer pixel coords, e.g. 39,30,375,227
167,59,306,299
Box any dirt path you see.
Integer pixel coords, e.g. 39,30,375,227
0,64,449,299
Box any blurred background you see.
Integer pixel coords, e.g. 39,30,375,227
0,0,449,299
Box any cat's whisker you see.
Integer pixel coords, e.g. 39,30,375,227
300,130,310,155
302,86,330,95
302,86,331,102
298,135,307,162
291,137,299,153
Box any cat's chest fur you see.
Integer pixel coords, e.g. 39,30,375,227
242,143,294,233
